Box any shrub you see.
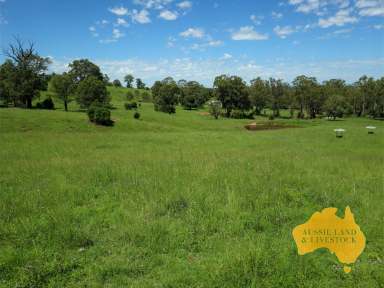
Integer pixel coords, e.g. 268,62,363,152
151,78,179,114
36,98,55,110
125,102,138,110
297,111,305,119
230,110,254,119
207,99,222,119
141,91,152,103
87,103,113,126
134,112,140,120
126,91,135,101
268,114,275,120
76,76,109,109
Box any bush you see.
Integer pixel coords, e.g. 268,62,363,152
230,110,254,119
207,99,222,119
297,111,305,119
268,114,275,120
125,102,138,110
126,91,135,101
134,112,140,120
36,98,55,110
141,91,152,103
87,103,114,126
76,76,109,109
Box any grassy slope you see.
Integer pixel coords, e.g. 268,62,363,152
0,87,383,287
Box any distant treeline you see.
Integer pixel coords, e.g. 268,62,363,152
1,39,383,121
151,75,384,120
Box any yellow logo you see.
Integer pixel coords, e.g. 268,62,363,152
292,206,366,274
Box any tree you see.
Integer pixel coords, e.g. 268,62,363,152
103,74,111,86
374,77,384,118
3,38,51,108
136,78,146,89
207,99,222,119
151,77,180,113
68,59,103,84
76,76,110,109
249,77,270,115
269,78,285,117
112,79,122,87
356,75,376,117
324,94,348,120
124,74,134,88
213,75,250,117
292,75,319,118
50,73,74,111
179,81,207,110
0,60,17,106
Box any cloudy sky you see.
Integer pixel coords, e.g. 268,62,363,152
0,0,383,85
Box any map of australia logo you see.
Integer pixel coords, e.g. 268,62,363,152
292,206,366,274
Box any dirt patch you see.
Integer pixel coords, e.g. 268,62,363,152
244,122,298,131
198,112,210,116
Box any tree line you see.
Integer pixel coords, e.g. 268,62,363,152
1,39,383,122
151,74,384,120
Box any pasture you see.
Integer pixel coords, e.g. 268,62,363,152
0,87,383,287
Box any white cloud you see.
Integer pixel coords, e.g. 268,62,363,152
134,0,173,10
109,6,129,16
373,24,384,29
49,57,384,86
167,36,177,47
333,28,352,34
207,40,223,47
272,11,283,19
231,26,269,41
113,28,125,39
221,53,233,60
318,9,358,28
273,25,297,38
159,10,178,20
116,18,129,27
289,0,304,5
177,1,192,9
356,0,384,16
131,9,151,23
250,15,263,25
180,27,205,38
89,26,99,37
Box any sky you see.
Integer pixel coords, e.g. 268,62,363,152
0,0,383,86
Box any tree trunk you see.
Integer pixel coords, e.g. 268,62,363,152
64,101,68,112
26,97,32,109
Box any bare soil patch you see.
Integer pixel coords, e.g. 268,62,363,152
244,122,298,131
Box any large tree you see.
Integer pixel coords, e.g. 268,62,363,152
292,75,319,118
68,59,103,84
3,39,51,108
355,75,376,117
0,60,17,106
136,78,146,89
269,78,285,117
124,74,134,88
112,79,122,87
152,77,180,113
249,77,270,115
213,75,250,117
50,73,75,111
179,81,207,110
76,76,110,109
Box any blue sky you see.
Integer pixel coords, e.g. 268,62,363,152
0,0,383,86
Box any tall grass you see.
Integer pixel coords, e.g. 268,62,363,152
0,88,383,287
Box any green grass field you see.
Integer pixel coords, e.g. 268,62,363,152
0,87,383,287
